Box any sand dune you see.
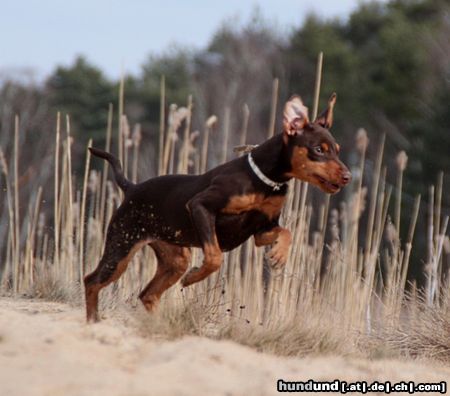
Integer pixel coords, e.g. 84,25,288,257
0,297,448,396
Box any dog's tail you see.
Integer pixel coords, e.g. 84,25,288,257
89,147,132,192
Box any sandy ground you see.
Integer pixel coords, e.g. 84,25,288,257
0,298,449,396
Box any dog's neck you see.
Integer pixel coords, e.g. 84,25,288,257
250,134,293,184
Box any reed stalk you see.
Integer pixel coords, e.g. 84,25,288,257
0,147,14,288
182,96,193,173
118,71,125,165
158,75,166,175
240,104,250,149
364,134,385,272
65,115,74,281
79,140,92,280
13,116,20,293
221,107,231,164
54,112,61,270
394,151,408,234
312,52,323,120
267,78,279,138
132,124,141,183
201,115,217,173
100,104,113,232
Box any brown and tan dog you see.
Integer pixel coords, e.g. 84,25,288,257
84,93,351,322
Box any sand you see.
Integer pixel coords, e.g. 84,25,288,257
0,297,449,396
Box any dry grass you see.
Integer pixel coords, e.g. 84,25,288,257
0,66,449,366
370,297,450,362
23,269,82,304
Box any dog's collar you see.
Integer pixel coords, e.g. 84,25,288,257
247,153,286,191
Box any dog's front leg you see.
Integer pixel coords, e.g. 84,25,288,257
254,226,292,269
182,183,227,287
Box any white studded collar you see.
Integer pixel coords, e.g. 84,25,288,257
247,152,286,191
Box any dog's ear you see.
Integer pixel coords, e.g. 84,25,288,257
283,95,309,136
315,93,336,129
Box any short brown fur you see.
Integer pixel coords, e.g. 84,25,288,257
222,194,286,220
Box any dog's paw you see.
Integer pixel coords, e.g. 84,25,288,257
266,242,289,270
140,295,160,312
181,266,200,287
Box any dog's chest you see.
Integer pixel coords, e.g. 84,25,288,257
221,193,285,220
215,209,274,251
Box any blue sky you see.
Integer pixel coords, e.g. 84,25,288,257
1,0,382,80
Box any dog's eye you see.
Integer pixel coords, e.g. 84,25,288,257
314,146,324,155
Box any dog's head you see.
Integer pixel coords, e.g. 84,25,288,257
282,93,351,194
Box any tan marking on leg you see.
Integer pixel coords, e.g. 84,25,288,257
140,241,190,311
181,238,223,287
84,240,149,323
110,241,150,282
85,284,101,323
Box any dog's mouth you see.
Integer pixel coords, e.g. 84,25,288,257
313,174,341,194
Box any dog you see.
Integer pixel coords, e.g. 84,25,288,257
84,93,351,322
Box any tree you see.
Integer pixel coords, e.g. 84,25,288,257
46,56,115,153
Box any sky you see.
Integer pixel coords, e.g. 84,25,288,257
1,0,381,81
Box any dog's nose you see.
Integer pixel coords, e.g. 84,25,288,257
341,170,352,185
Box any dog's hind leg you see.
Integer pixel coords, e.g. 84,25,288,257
139,241,190,311
84,224,149,323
